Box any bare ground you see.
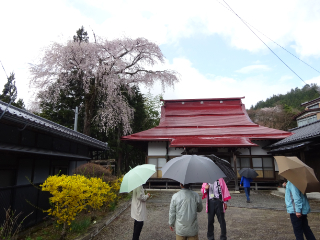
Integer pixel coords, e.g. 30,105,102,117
94,191,320,240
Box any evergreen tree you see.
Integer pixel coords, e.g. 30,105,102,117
249,84,320,131
0,72,25,109
73,26,89,43
252,84,320,110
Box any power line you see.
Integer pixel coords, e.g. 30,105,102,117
217,1,320,75
218,0,308,85
0,60,8,78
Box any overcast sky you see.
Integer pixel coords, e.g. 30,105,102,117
1,0,320,109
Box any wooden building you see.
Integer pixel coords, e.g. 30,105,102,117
268,97,320,180
0,100,107,228
121,97,292,187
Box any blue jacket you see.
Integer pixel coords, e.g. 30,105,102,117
285,181,311,215
240,176,252,188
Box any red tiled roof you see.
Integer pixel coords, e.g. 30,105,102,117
121,97,293,147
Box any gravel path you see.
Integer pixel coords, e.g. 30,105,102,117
94,191,320,240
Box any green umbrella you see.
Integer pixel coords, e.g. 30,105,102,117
119,164,156,193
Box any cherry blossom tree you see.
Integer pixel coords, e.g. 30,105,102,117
30,37,178,136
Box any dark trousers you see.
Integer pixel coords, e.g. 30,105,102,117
207,199,227,240
132,220,144,240
244,187,250,201
290,214,316,240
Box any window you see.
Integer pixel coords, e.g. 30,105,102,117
236,157,275,179
308,103,319,109
252,157,274,178
252,158,263,178
235,157,250,178
297,115,317,127
263,158,274,178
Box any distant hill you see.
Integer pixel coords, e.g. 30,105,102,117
251,84,320,111
248,84,320,131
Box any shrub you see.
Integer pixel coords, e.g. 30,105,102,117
73,163,117,182
40,174,119,240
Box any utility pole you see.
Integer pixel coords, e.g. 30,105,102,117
74,106,78,131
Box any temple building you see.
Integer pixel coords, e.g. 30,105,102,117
122,97,292,186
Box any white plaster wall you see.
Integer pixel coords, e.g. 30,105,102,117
168,147,183,156
16,159,33,185
250,140,272,155
148,142,166,156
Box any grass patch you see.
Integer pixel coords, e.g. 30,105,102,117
70,217,91,233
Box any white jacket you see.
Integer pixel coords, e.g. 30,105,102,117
131,185,149,221
169,188,203,237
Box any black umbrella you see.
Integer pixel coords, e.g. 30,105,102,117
238,168,258,179
206,154,236,183
161,155,226,184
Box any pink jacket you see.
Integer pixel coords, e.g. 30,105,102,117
201,178,231,213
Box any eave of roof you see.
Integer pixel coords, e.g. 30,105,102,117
268,141,311,153
0,101,107,150
293,109,320,120
169,137,258,147
301,96,320,107
0,143,91,159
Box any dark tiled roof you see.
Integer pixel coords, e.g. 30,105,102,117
0,100,107,150
268,141,311,153
269,120,320,147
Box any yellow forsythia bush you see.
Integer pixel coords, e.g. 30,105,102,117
40,174,122,226
109,176,123,195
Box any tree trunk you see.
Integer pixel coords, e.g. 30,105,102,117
117,127,122,175
59,222,67,240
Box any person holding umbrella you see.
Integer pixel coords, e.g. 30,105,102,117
240,176,252,203
131,185,150,240
283,181,316,240
274,156,320,240
119,164,156,240
238,168,258,203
